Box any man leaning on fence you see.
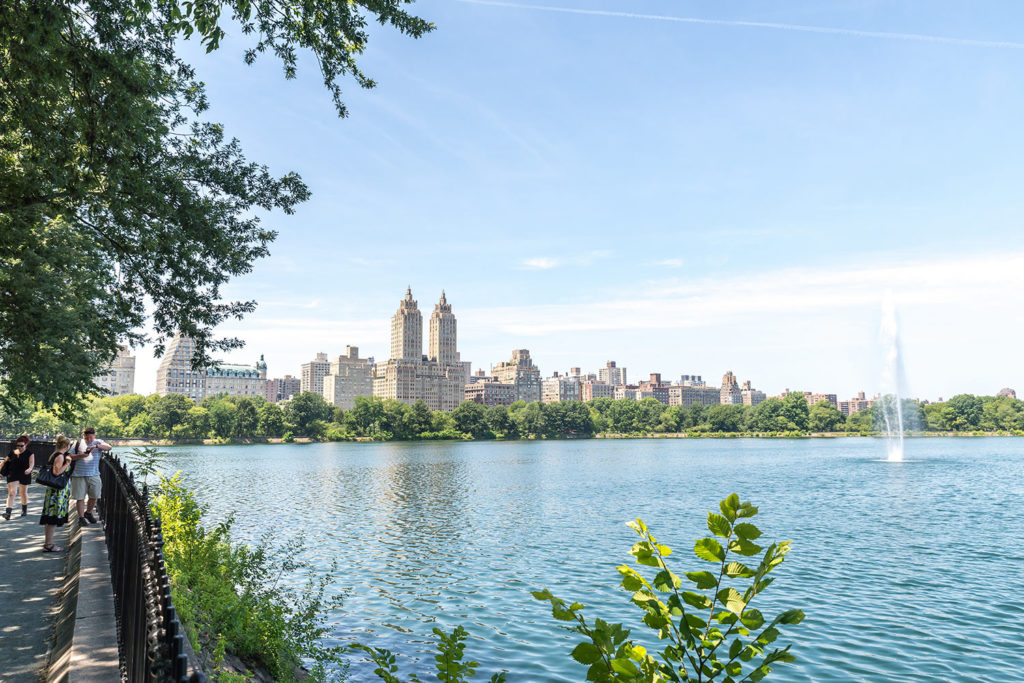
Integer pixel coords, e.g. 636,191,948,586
69,427,111,526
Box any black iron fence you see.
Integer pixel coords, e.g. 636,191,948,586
100,453,207,683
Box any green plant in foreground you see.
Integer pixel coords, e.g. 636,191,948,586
534,494,804,682
350,625,507,682
152,473,347,681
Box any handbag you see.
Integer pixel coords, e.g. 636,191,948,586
0,457,9,478
37,455,72,490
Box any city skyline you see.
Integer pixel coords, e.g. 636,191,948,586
130,273,1018,403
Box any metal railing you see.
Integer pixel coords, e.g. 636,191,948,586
99,453,207,683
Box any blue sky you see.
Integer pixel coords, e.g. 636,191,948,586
135,0,1024,399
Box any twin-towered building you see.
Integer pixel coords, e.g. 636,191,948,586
372,288,470,411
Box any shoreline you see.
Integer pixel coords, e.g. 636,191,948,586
103,431,1023,447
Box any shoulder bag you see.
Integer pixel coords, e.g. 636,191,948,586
37,455,72,490
0,456,9,478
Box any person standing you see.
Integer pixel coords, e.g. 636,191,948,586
39,436,72,552
4,435,35,519
68,427,111,526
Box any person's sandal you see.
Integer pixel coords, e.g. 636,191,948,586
42,544,64,552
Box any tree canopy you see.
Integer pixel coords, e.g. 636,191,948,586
0,0,431,414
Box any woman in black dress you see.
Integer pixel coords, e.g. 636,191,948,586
4,435,35,519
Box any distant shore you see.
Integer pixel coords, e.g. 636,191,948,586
102,431,1022,448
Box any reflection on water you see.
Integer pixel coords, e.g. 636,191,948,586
161,437,1024,682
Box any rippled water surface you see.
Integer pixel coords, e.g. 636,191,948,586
160,438,1024,682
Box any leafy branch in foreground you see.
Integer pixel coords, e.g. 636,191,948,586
534,494,804,682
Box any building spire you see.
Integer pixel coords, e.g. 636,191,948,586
440,289,447,305
405,285,413,300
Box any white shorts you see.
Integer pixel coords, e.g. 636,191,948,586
70,476,102,500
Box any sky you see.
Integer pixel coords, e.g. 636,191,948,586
133,0,1024,400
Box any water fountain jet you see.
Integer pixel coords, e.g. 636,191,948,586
880,296,905,461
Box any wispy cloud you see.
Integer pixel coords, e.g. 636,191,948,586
456,0,1024,50
656,258,684,268
521,257,560,270
462,251,1024,336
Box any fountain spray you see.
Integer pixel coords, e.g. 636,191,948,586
880,295,905,461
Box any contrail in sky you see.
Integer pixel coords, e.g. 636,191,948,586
455,0,1024,49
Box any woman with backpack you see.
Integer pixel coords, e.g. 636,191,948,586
3,435,34,519
39,436,72,552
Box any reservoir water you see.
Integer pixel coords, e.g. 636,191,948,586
159,437,1024,681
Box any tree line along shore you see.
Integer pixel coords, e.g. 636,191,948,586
3,391,1021,443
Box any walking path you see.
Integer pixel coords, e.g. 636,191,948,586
0,485,69,681
0,485,119,682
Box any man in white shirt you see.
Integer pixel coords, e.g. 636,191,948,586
68,427,111,526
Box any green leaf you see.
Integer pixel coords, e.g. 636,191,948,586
694,537,725,562
531,589,553,600
684,613,707,630
682,591,713,609
756,627,780,645
713,610,738,625
571,642,603,665
748,664,772,682
726,661,743,676
653,569,682,592
740,609,764,629
736,503,759,519
626,518,648,535
732,523,762,540
729,638,743,659
643,612,670,630
716,587,747,615
720,493,740,522
724,562,755,578
728,538,764,556
610,658,639,676
707,512,732,538
776,609,805,625
685,571,718,589
631,541,664,567
618,566,646,592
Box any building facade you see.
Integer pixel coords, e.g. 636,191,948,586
668,385,722,407
95,346,136,396
301,352,330,395
598,361,627,387
491,349,542,403
373,289,466,411
464,381,516,407
839,392,874,416
720,371,742,404
581,382,615,401
542,373,581,403
322,346,374,410
156,334,266,402
265,375,302,403
805,393,838,408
